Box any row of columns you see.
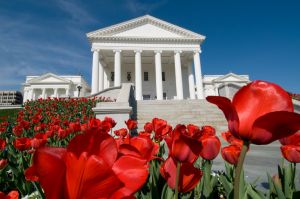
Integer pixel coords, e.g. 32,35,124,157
91,49,204,100
25,88,69,100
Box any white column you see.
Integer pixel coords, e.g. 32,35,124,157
54,88,58,98
98,60,104,91
155,50,163,100
91,49,99,94
42,88,46,99
174,50,184,100
188,62,196,99
214,86,219,96
23,88,27,102
66,88,69,97
134,50,143,100
193,50,204,99
114,50,121,87
31,89,35,100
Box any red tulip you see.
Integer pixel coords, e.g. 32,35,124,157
186,124,202,138
0,138,5,151
0,190,19,199
13,137,31,151
168,124,201,163
114,128,128,137
280,145,300,163
69,121,81,133
118,134,159,161
0,159,7,170
221,131,243,146
125,119,137,130
221,145,242,165
152,118,172,140
279,131,300,163
207,80,300,145
144,122,153,133
12,125,23,136
160,157,202,193
31,133,48,149
201,125,216,136
103,117,117,129
88,118,101,129
25,128,149,199
199,135,221,160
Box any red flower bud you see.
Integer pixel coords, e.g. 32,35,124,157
221,145,242,165
125,119,137,130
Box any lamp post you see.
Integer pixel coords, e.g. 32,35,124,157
77,84,82,98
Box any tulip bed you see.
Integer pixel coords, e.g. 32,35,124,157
0,81,300,199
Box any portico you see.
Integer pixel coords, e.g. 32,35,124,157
87,15,205,100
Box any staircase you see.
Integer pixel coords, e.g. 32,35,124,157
136,99,228,134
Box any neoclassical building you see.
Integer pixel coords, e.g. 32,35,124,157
87,15,250,100
22,73,90,101
87,15,206,100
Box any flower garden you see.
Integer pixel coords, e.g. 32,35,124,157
0,80,300,199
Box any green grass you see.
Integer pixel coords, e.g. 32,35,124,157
0,108,21,122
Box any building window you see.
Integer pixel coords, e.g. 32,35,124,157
144,72,149,81
111,72,114,81
127,72,131,81
162,72,166,81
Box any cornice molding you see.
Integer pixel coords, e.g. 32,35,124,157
87,15,205,42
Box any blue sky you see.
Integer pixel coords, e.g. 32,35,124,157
0,0,300,93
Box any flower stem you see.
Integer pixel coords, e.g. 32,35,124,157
174,161,181,199
234,141,249,199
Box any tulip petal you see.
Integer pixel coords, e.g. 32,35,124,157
32,147,67,199
65,152,123,198
160,157,202,192
232,80,293,139
280,131,300,145
280,145,300,163
199,136,221,160
112,156,149,198
171,131,201,163
67,132,118,167
130,136,159,161
251,111,300,145
206,96,239,136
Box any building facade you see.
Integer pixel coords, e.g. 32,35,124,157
22,73,91,102
87,15,250,101
203,73,250,99
0,91,23,105
87,15,206,100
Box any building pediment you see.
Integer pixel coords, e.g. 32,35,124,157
27,73,71,84
213,73,250,83
87,15,205,42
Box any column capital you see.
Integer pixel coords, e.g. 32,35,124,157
134,49,143,53
193,49,202,54
91,48,100,52
113,49,122,53
174,50,182,54
154,50,162,54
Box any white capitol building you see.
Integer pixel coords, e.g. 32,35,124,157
23,15,249,101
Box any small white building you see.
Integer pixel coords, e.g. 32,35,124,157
22,73,90,102
203,73,250,99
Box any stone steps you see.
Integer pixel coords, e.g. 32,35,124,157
136,99,228,134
